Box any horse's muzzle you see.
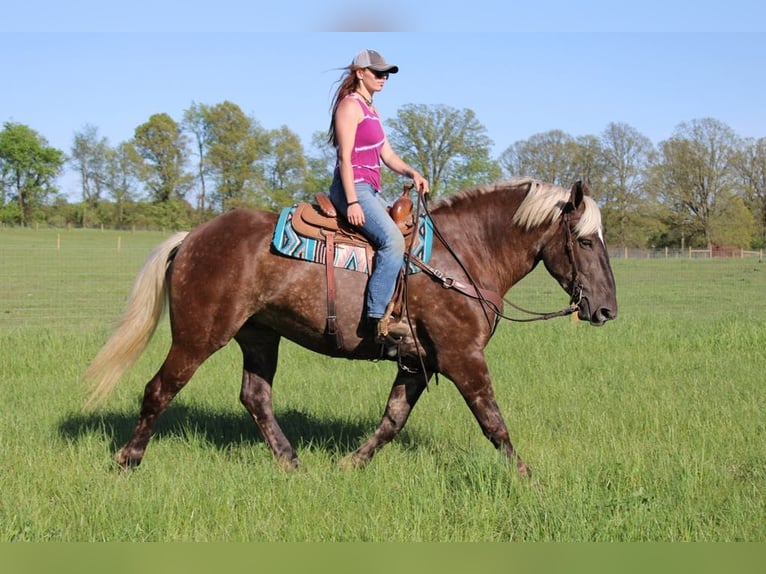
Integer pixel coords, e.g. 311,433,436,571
579,297,617,326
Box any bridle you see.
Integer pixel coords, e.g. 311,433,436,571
407,193,584,327
395,191,585,379
490,206,583,324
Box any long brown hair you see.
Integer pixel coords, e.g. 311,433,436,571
327,66,363,148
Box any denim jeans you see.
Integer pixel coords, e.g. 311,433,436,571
329,178,405,318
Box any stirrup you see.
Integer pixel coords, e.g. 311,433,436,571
376,317,410,341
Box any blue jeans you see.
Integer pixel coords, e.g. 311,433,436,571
329,178,405,319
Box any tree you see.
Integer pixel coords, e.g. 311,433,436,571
572,134,607,189
70,124,110,206
710,193,756,247
499,130,581,186
182,102,213,212
196,101,269,211
301,130,336,200
104,141,141,226
598,122,656,247
263,126,307,208
732,137,766,247
132,113,193,203
0,122,65,225
386,104,498,197
654,118,739,246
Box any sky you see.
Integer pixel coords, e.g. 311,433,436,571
2,2,765,200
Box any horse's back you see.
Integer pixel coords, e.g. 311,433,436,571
167,208,348,348
166,209,280,334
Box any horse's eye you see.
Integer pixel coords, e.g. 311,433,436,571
578,238,593,249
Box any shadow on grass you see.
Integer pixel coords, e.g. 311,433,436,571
57,403,418,459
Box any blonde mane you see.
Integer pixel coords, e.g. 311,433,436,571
510,178,602,238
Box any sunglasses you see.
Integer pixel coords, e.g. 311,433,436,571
369,69,390,80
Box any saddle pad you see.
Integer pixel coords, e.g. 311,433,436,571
272,205,433,274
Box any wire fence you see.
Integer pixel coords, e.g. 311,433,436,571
2,228,765,332
608,247,764,261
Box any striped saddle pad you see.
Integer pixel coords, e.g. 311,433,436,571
271,204,433,274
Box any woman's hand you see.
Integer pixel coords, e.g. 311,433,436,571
347,202,365,226
412,172,430,195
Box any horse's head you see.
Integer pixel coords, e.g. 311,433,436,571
540,181,618,326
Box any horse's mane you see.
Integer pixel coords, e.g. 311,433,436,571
433,177,602,238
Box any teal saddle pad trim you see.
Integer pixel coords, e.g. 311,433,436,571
272,205,433,274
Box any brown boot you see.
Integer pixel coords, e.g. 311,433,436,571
376,317,410,341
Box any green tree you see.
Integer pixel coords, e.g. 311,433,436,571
132,113,193,203
598,122,656,247
385,104,498,197
263,126,307,209
301,131,336,200
654,118,739,246
572,134,607,188
0,122,65,225
732,137,766,247
70,124,110,206
499,129,580,186
710,193,757,247
182,101,213,212
198,101,269,211
104,141,141,227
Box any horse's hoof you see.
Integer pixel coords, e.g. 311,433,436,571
113,448,141,471
339,453,369,471
277,456,301,471
517,460,532,480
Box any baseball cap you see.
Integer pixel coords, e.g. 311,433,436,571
352,49,399,73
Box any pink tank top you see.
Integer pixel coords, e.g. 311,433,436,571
338,94,385,191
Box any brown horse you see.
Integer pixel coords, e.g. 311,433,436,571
83,177,617,477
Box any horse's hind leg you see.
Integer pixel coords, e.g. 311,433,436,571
340,368,432,470
236,326,298,469
115,342,210,468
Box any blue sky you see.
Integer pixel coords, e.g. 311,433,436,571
2,3,765,199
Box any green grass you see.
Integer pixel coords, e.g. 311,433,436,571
1,228,764,541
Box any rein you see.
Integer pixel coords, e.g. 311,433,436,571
411,193,582,327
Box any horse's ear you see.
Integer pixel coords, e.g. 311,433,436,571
569,180,589,208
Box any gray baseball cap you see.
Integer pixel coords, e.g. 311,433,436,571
352,49,399,73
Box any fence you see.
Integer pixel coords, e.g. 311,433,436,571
608,246,764,261
2,228,765,331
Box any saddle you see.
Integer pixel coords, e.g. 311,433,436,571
293,185,418,349
291,187,417,248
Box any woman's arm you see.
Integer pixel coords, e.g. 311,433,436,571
380,139,430,194
334,98,366,225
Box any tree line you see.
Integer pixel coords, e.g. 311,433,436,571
1,100,765,249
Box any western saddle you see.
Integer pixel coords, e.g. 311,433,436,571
291,185,418,349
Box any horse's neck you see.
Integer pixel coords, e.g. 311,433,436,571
432,193,547,294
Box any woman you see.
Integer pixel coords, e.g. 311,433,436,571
327,48,430,342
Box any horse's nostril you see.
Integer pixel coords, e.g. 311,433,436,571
600,308,616,321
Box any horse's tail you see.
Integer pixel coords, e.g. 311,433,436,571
82,231,189,409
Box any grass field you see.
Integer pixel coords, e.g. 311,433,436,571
1,227,764,541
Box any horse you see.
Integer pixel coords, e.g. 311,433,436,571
83,177,617,477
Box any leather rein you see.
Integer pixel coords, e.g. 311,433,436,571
405,193,583,329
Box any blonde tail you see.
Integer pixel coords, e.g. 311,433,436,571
83,231,189,409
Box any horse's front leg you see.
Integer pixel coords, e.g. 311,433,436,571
340,367,432,470
445,352,530,478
